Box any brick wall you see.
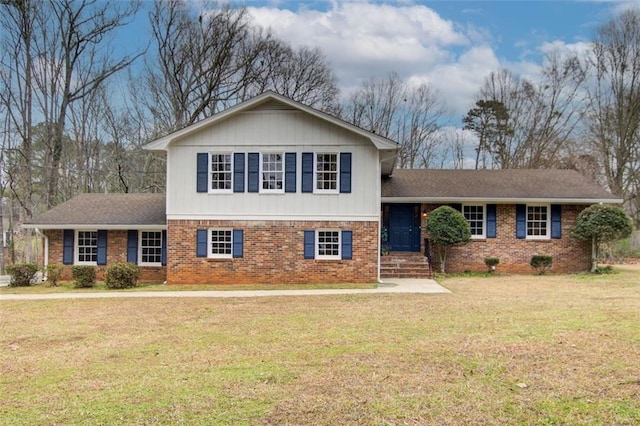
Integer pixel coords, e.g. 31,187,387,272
167,220,379,284
421,204,591,274
44,229,166,282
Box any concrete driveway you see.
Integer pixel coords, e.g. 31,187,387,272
0,278,450,300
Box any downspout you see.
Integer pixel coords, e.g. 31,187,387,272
34,228,48,282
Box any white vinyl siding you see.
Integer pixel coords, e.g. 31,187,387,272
166,110,380,220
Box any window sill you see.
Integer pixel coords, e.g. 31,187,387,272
206,257,234,262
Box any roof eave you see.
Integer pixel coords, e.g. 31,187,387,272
381,197,624,204
22,224,167,230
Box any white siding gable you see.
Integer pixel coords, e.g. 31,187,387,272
166,109,382,221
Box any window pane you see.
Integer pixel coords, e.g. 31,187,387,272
210,229,232,256
77,231,97,263
316,153,337,191
527,206,548,237
317,230,340,257
210,154,232,190
141,231,162,264
262,153,283,190
463,205,484,236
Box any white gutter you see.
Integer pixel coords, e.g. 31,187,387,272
34,228,48,282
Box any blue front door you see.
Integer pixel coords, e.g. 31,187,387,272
388,204,421,252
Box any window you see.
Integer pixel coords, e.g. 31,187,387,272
140,231,162,266
210,229,233,258
261,153,283,192
210,153,232,192
76,231,97,264
463,204,485,238
527,205,549,239
315,153,338,192
316,230,341,259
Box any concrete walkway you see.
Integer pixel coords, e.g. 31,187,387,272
0,278,450,300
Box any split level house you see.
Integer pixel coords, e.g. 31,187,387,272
24,92,621,284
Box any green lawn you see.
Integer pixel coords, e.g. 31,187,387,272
1,265,639,425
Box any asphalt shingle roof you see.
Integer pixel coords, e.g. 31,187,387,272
25,193,166,227
382,169,619,201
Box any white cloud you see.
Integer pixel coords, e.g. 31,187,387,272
247,1,470,95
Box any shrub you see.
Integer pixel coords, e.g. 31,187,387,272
484,257,500,272
6,263,38,287
530,255,553,275
425,206,471,273
72,265,96,288
105,262,140,289
45,264,64,286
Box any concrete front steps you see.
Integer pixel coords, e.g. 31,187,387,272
381,253,433,279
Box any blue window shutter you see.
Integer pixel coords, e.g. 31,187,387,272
161,230,167,266
339,152,352,193
97,230,107,265
127,230,138,264
248,153,259,193
342,230,353,260
196,229,208,257
486,204,497,238
197,153,208,193
551,204,562,239
516,204,526,239
304,230,315,259
233,229,243,258
233,153,245,193
63,229,74,265
285,152,297,193
302,153,313,193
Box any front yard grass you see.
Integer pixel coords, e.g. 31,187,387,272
1,265,639,425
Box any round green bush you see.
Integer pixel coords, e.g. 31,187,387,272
105,262,140,289
6,263,38,287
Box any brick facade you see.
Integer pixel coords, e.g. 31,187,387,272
44,229,167,282
420,204,591,274
166,219,379,284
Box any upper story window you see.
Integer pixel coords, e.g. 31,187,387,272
261,153,284,192
140,231,162,266
76,230,97,264
315,153,338,192
463,204,485,239
527,204,549,239
210,153,233,192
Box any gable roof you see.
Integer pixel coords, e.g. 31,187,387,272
143,91,399,175
23,193,166,230
382,169,621,204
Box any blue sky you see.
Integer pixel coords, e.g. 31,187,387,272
121,0,639,117
239,0,639,114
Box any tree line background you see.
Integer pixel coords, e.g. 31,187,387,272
1,0,639,264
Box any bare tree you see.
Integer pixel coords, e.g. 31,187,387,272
476,53,585,169
247,43,339,111
397,84,446,168
344,72,405,139
584,8,640,225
